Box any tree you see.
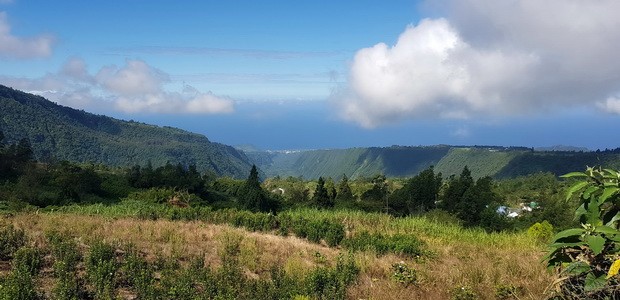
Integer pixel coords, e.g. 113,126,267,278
439,166,473,213
238,165,278,212
336,174,354,202
389,166,442,215
312,177,333,208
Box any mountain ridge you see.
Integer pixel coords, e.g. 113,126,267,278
0,85,253,178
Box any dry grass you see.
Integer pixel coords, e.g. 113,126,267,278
2,212,556,299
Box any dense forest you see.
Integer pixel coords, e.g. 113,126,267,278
247,145,620,179
0,85,253,178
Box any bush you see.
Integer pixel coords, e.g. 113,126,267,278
0,224,26,260
527,220,553,243
451,285,477,300
12,247,42,275
342,231,425,257
0,267,39,300
122,247,155,299
391,261,417,286
47,231,82,300
86,241,118,300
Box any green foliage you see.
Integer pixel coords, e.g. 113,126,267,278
527,221,554,243
546,167,620,297
335,174,354,202
451,285,477,300
47,231,82,300
238,165,280,212
342,231,425,257
0,85,253,178
389,166,442,215
495,283,522,299
0,224,26,260
86,241,118,300
391,261,417,286
12,247,42,275
312,177,334,209
120,245,155,299
304,253,359,300
0,266,39,300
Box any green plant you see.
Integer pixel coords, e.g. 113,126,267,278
0,267,39,300
546,167,620,297
12,247,42,275
495,283,522,299
48,231,82,300
391,261,417,286
86,241,117,300
451,285,477,300
527,220,554,243
0,224,26,260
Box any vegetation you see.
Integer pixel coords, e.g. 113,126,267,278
546,167,620,298
246,145,620,180
0,84,253,178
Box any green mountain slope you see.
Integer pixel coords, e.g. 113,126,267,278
247,146,451,179
247,146,620,180
0,85,253,178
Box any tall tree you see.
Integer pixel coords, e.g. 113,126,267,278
312,177,333,208
439,166,473,213
336,174,354,201
238,165,278,212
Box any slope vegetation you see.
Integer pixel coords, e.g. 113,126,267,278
248,146,620,179
0,85,252,177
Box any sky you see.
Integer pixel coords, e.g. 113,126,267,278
1,0,620,150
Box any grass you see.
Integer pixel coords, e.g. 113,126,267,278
0,205,555,299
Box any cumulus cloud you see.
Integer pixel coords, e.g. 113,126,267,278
0,12,55,59
1,57,234,114
334,0,620,127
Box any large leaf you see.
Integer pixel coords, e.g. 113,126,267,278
584,273,607,292
586,235,606,255
566,181,589,201
575,203,588,221
600,187,619,203
586,202,603,226
561,172,588,178
583,186,599,200
564,261,590,276
594,225,620,236
553,228,585,242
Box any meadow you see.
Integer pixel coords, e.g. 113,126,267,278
0,204,554,299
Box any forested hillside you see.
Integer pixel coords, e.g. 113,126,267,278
0,85,252,178
247,145,620,179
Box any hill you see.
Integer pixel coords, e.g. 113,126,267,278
246,146,620,179
0,85,253,178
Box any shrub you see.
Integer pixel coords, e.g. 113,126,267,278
0,267,39,300
342,231,425,257
527,220,553,243
12,247,42,275
451,285,477,300
391,261,417,286
86,241,118,300
0,224,26,260
495,283,522,299
122,247,155,299
47,231,82,300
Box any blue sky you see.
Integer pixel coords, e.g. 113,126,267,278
1,0,620,150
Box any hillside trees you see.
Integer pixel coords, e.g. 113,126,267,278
238,165,279,212
389,166,442,215
312,177,334,209
336,174,354,202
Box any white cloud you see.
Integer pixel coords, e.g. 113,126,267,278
1,57,234,115
599,97,620,115
334,0,620,127
0,12,55,59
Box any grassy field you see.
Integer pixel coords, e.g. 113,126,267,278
0,205,556,299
